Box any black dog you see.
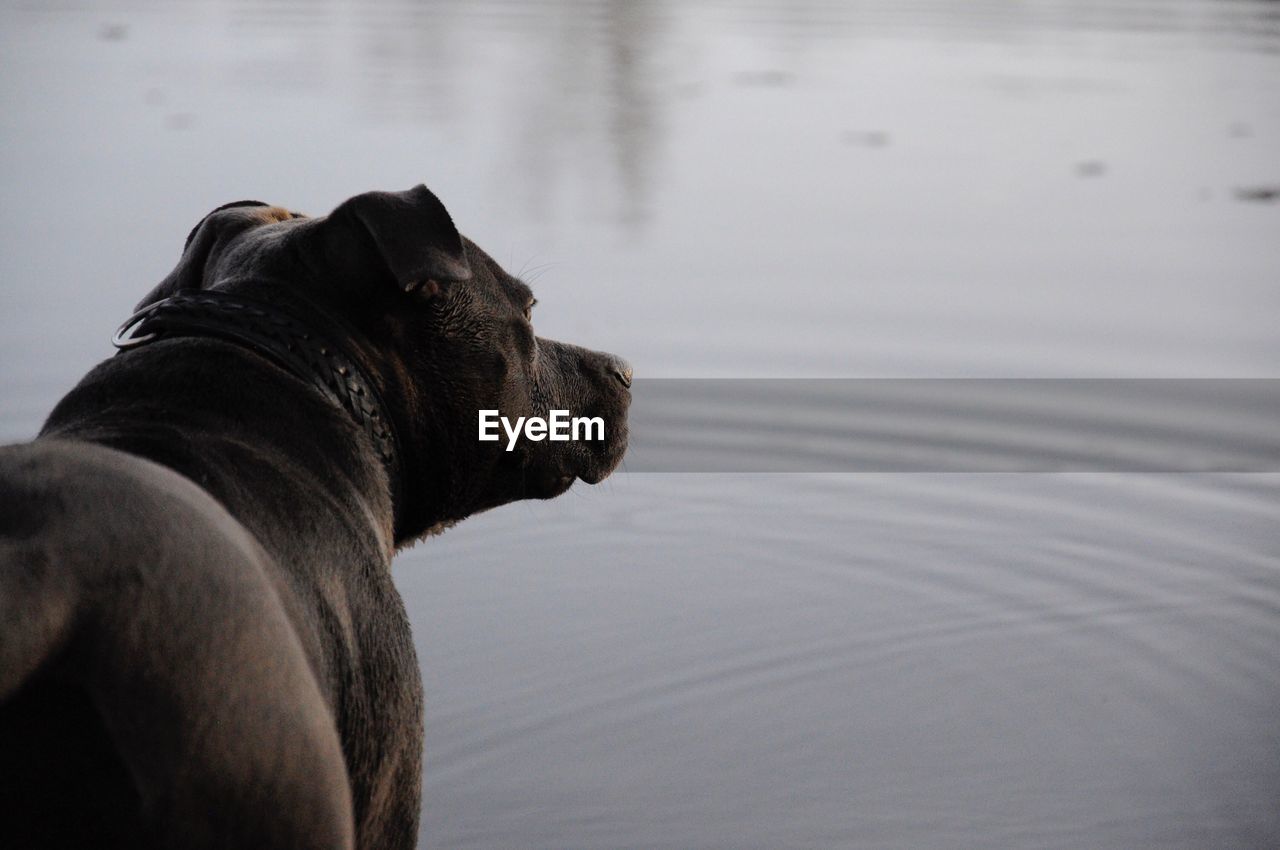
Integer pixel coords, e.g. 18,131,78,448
0,185,631,849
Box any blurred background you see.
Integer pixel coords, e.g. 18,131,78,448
2,1,1278,847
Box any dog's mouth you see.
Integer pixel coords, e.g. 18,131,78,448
529,461,615,499
578,417,629,485
576,447,625,485
523,421,628,498
520,468,576,500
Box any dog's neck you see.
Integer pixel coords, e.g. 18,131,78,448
112,290,405,528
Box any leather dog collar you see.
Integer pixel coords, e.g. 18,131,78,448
112,291,403,512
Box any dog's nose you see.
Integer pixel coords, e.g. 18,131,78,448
606,355,633,389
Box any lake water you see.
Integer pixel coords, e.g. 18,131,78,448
2,1,1279,847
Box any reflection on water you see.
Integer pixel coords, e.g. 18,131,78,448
2,1,1279,848
212,0,1280,231
265,0,673,226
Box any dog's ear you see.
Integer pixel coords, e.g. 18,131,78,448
329,185,472,295
134,201,272,310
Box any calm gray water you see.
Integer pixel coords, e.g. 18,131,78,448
2,1,1279,847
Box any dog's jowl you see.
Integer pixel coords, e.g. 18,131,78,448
0,185,630,850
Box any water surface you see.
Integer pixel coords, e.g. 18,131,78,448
2,1,1278,847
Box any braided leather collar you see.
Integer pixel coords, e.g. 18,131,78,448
112,291,403,510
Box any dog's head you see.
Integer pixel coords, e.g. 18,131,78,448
141,185,631,541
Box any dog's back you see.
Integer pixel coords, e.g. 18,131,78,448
0,440,355,849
